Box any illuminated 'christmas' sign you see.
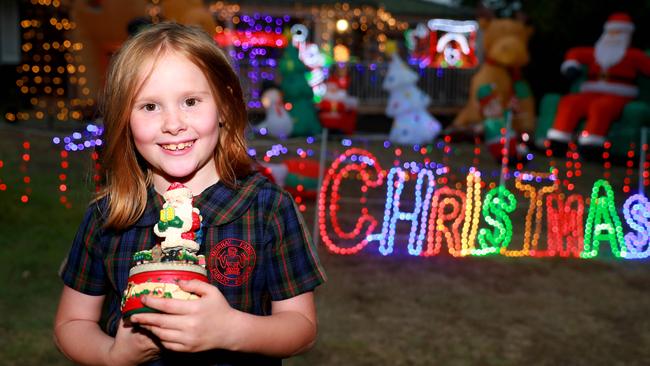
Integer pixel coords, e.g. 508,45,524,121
319,148,649,259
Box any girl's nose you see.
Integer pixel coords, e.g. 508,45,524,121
161,108,187,135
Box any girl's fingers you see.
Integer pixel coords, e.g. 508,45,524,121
139,295,196,315
159,340,190,352
177,279,216,297
141,325,187,345
131,313,185,331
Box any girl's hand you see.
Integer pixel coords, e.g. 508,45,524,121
108,318,161,365
130,280,237,353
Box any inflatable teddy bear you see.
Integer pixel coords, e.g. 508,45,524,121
452,17,535,135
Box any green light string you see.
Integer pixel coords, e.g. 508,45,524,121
582,179,626,258
474,186,517,256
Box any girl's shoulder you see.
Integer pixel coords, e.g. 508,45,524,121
222,172,297,218
85,195,110,225
195,172,282,226
244,171,294,205
247,171,284,194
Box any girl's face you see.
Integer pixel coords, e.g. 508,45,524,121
130,50,220,194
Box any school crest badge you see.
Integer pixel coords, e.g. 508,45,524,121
209,238,256,287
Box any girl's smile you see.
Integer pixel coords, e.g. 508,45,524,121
160,140,195,152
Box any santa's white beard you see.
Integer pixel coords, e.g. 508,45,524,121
172,205,193,226
594,32,631,71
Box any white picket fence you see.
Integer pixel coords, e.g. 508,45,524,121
236,61,475,115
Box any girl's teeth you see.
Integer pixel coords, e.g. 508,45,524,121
164,142,193,151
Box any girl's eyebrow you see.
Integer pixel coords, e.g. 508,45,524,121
187,91,212,96
134,90,212,102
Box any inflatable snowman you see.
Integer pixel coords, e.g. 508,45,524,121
257,85,293,139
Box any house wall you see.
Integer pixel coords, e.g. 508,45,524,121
69,0,214,102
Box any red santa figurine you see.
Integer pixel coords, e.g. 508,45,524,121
547,12,650,158
154,182,202,256
318,67,358,135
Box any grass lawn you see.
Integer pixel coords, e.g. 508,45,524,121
1,125,649,365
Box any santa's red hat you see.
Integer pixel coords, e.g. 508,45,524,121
604,12,634,33
164,182,192,201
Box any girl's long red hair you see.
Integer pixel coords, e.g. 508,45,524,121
97,22,251,230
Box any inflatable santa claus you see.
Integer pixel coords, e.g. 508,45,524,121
318,72,358,135
547,13,650,157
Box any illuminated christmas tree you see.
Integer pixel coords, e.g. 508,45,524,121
279,44,321,137
383,53,441,145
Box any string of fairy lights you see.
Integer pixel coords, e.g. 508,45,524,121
317,135,650,260
205,1,412,107
509,171,557,257
623,194,650,259
0,159,5,192
2,1,649,261
20,141,31,204
57,149,70,208
422,186,465,257
209,1,408,59
582,179,626,258
544,192,584,257
0,124,648,260
7,0,93,124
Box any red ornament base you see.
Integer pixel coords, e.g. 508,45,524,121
121,262,208,318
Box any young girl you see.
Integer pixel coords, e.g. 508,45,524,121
54,22,326,365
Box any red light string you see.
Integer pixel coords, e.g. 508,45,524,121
295,151,309,212
623,142,635,194
0,158,6,192
439,135,452,185
573,145,582,186
58,149,71,208
91,150,101,192
498,130,509,188
640,128,649,194
543,192,585,257
393,147,401,168
498,109,515,188
563,142,578,192
318,148,385,255
20,140,31,203
644,148,650,189
472,135,481,170
603,141,612,180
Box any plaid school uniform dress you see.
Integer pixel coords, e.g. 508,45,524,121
60,172,327,365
